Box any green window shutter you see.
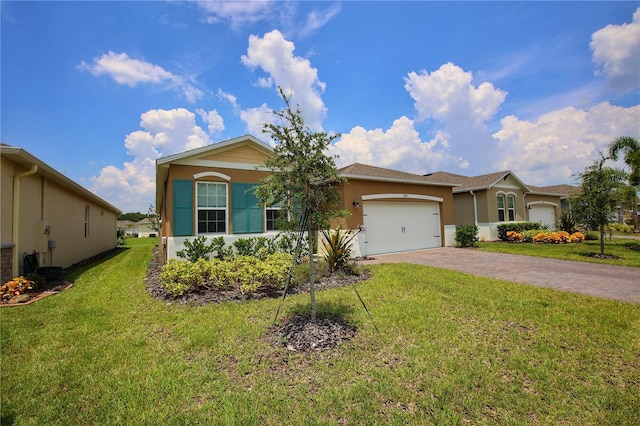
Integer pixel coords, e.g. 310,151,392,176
232,183,263,234
173,179,193,236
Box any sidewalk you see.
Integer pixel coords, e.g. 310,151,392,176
366,248,639,304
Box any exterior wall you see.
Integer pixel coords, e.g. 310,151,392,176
452,193,475,226
161,164,271,238
2,156,118,276
43,179,117,268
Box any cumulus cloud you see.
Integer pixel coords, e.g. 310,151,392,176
401,62,508,170
492,102,640,185
91,108,212,212
240,103,275,143
196,108,225,135
329,116,452,174
590,8,640,94
78,51,203,102
241,30,327,131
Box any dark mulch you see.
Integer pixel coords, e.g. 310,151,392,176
145,246,373,352
264,314,357,352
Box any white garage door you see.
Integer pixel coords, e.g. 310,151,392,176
529,205,556,229
362,201,441,255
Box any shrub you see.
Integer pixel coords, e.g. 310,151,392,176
530,230,585,244
521,230,539,243
228,253,293,294
497,222,542,241
606,223,634,234
321,228,360,272
455,224,479,248
506,230,522,242
0,276,35,300
556,211,578,233
176,236,217,262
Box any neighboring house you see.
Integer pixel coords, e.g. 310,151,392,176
1,144,121,283
155,135,458,262
117,219,158,238
425,170,577,241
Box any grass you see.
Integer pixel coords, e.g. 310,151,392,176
476,237,640,267
1,238,639,424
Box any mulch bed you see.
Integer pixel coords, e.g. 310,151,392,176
145,246,374,352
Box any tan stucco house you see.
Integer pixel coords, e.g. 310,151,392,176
1,145,121,283
426,170,577,240
155,135,458,262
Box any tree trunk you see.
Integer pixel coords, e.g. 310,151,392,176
599,224,605,255
308,217,316,321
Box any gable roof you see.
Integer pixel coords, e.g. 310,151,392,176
338,163,458,187
156,134,273,167
0,144,121,214
425,170,530,193
527,184,580,197
155,135,275,211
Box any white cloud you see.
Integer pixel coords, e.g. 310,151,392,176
196,108,225,135
240,103,275,143
405,62,507,125
91,108,212,212
329,116,451,174
78,51,203,102
492,102,640,185
590,8,640,94
299,3,342,37
241,30,327,131
196,0,274,27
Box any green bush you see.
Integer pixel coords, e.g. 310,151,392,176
520,229,541,243
161,253,294,297
606,223,634,234
455,224,478,248
556,211,578,233
496,222,542,241
321,228,359,272
176,236,217,262
292,260,330,286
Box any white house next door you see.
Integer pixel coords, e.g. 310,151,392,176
362,201,441,255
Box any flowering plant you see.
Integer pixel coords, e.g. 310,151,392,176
0,276,35,300
506,230,522,242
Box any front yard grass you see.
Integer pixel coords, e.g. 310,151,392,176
1,239,638,424
476,238,640,267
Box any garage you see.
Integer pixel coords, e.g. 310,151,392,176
362,200,442,255
529,204,556,229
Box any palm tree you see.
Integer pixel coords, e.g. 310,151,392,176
608,136,640,232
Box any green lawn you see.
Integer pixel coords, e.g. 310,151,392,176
1,239,638,424
476,238,640,267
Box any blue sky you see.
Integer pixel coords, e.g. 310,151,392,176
2,1,639,213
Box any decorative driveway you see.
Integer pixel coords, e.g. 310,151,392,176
367,247,639,304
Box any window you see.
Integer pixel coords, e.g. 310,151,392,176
497,195,505,222
507,195,516,221
266,206,280,231
197,182,227,234
84,205,90,238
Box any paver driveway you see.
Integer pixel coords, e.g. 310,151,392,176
368,248,639,304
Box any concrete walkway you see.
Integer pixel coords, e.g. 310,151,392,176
366,248,639,304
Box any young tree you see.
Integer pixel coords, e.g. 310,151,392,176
255,87,347,320
608,136,640,232
571,155,627,255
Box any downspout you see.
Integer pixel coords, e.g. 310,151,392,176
470,190,478,226
523,193,528,221
12,164,39,277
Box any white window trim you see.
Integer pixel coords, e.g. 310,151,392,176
496,191,517,222
196,181,229,235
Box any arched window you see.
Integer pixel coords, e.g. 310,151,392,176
497,192,516,222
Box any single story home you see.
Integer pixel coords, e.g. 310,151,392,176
155,135,457,262
117,219,158,238
425,170,578,241
1,144,121,283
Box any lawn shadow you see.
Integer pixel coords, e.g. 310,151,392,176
63,247,129,282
